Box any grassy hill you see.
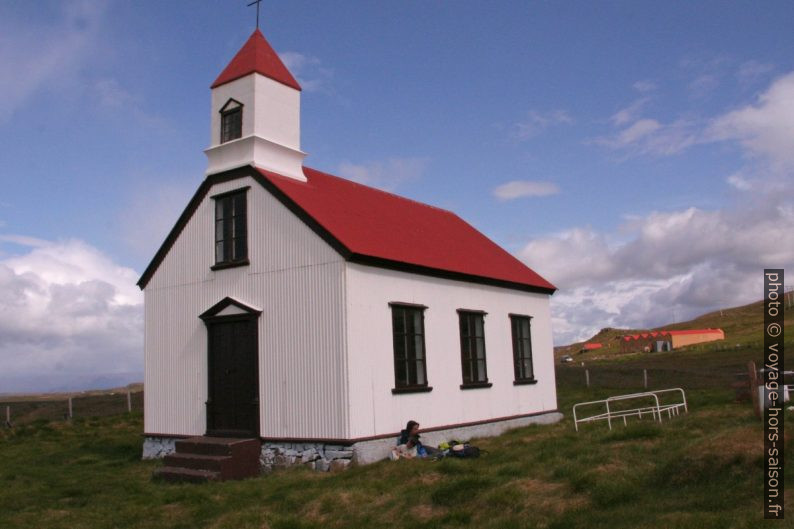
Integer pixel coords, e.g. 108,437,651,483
1,384,790,528
1,299,791,527
555,298,793,365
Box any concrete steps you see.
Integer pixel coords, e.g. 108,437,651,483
153,436,260,483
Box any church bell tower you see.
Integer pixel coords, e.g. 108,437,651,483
204,29,306,181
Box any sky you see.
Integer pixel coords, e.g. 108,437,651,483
1,0,793,392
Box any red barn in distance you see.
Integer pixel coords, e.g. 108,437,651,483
621,329,725,353
581,343,603,353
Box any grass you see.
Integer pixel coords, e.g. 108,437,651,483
1,382,791,528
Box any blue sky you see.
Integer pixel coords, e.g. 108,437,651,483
1,1,793,392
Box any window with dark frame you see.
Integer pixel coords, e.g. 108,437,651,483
458,310,490,387
390,304,429,391
213,189,248,266
510,315,535,383
220,100,243,143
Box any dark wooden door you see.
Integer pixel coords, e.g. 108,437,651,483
206,317,259,437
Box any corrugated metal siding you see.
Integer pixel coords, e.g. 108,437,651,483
345,263,557,439
144,176,348,439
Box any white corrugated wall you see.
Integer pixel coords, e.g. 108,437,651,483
144,176,348,439
345,263,557,439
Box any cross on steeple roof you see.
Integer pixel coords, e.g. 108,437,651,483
247,0,263,29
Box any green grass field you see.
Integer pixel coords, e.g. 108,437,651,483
1,380,791,529
2,300,791,528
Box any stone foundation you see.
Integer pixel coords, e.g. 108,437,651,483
352,409,564,464
142,409,563,471
260,442,353,473
142,436,177,459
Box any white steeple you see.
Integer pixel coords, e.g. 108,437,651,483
204,29,307,181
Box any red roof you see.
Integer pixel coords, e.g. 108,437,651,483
623,328,722,341
211,29,301,90
667,329,723,336
583,343,602,350
257,167,556,293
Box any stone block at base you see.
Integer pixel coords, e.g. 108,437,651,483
143,437,177,460
352,410,564,465
141,410,563,472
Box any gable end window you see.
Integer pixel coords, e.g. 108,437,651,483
220,99,243,143
390,303,432,394
458,310,491,389
510,314,536,384
212,188,249,269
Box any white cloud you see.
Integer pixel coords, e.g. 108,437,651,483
0,237,143,385
279,51,332,93
512,110,572,140
708,72,794,169
737,61,774,82
521,197,794,344
338,157,427,191
0,234,50,248
633,80,657,93
594,69,794,165
492,180,560,201
0,0,105,122
616,119,661,143
726,172,752,191
593,118,699,157
610,98,650,126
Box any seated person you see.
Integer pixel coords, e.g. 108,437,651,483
395,420,440,458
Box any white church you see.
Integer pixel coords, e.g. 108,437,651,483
139,28,561,478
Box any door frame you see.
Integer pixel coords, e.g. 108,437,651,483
199,297,262,437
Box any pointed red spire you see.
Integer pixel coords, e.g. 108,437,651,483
211,29,301,90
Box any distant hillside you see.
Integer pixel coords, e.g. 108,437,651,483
555,298,791,361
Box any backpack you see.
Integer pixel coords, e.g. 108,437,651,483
448,443,480,458
463,445,480,458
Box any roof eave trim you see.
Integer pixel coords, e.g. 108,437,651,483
210,70,302,91
348,254,557,295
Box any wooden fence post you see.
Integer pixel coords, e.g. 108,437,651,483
5,405,10,427
127,390,132,413
643,369,648,389
68,397,73,419
748,360,761,418
585,369,590,388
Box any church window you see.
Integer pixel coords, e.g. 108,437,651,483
220,99,243,143
510,314,535,384
390,303,431,393
458,310,491,389
212,188,248,268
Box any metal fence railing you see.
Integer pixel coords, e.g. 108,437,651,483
573,388,688,431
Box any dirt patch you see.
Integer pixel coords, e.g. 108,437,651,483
516,479,589,514
419,472,442,485
591,459,630,475
689,426,761,459
410,503,446,521
160,503,190,520
301,500,327,525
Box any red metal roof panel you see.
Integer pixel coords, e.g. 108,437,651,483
257,167,556,292
211,29,301,90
